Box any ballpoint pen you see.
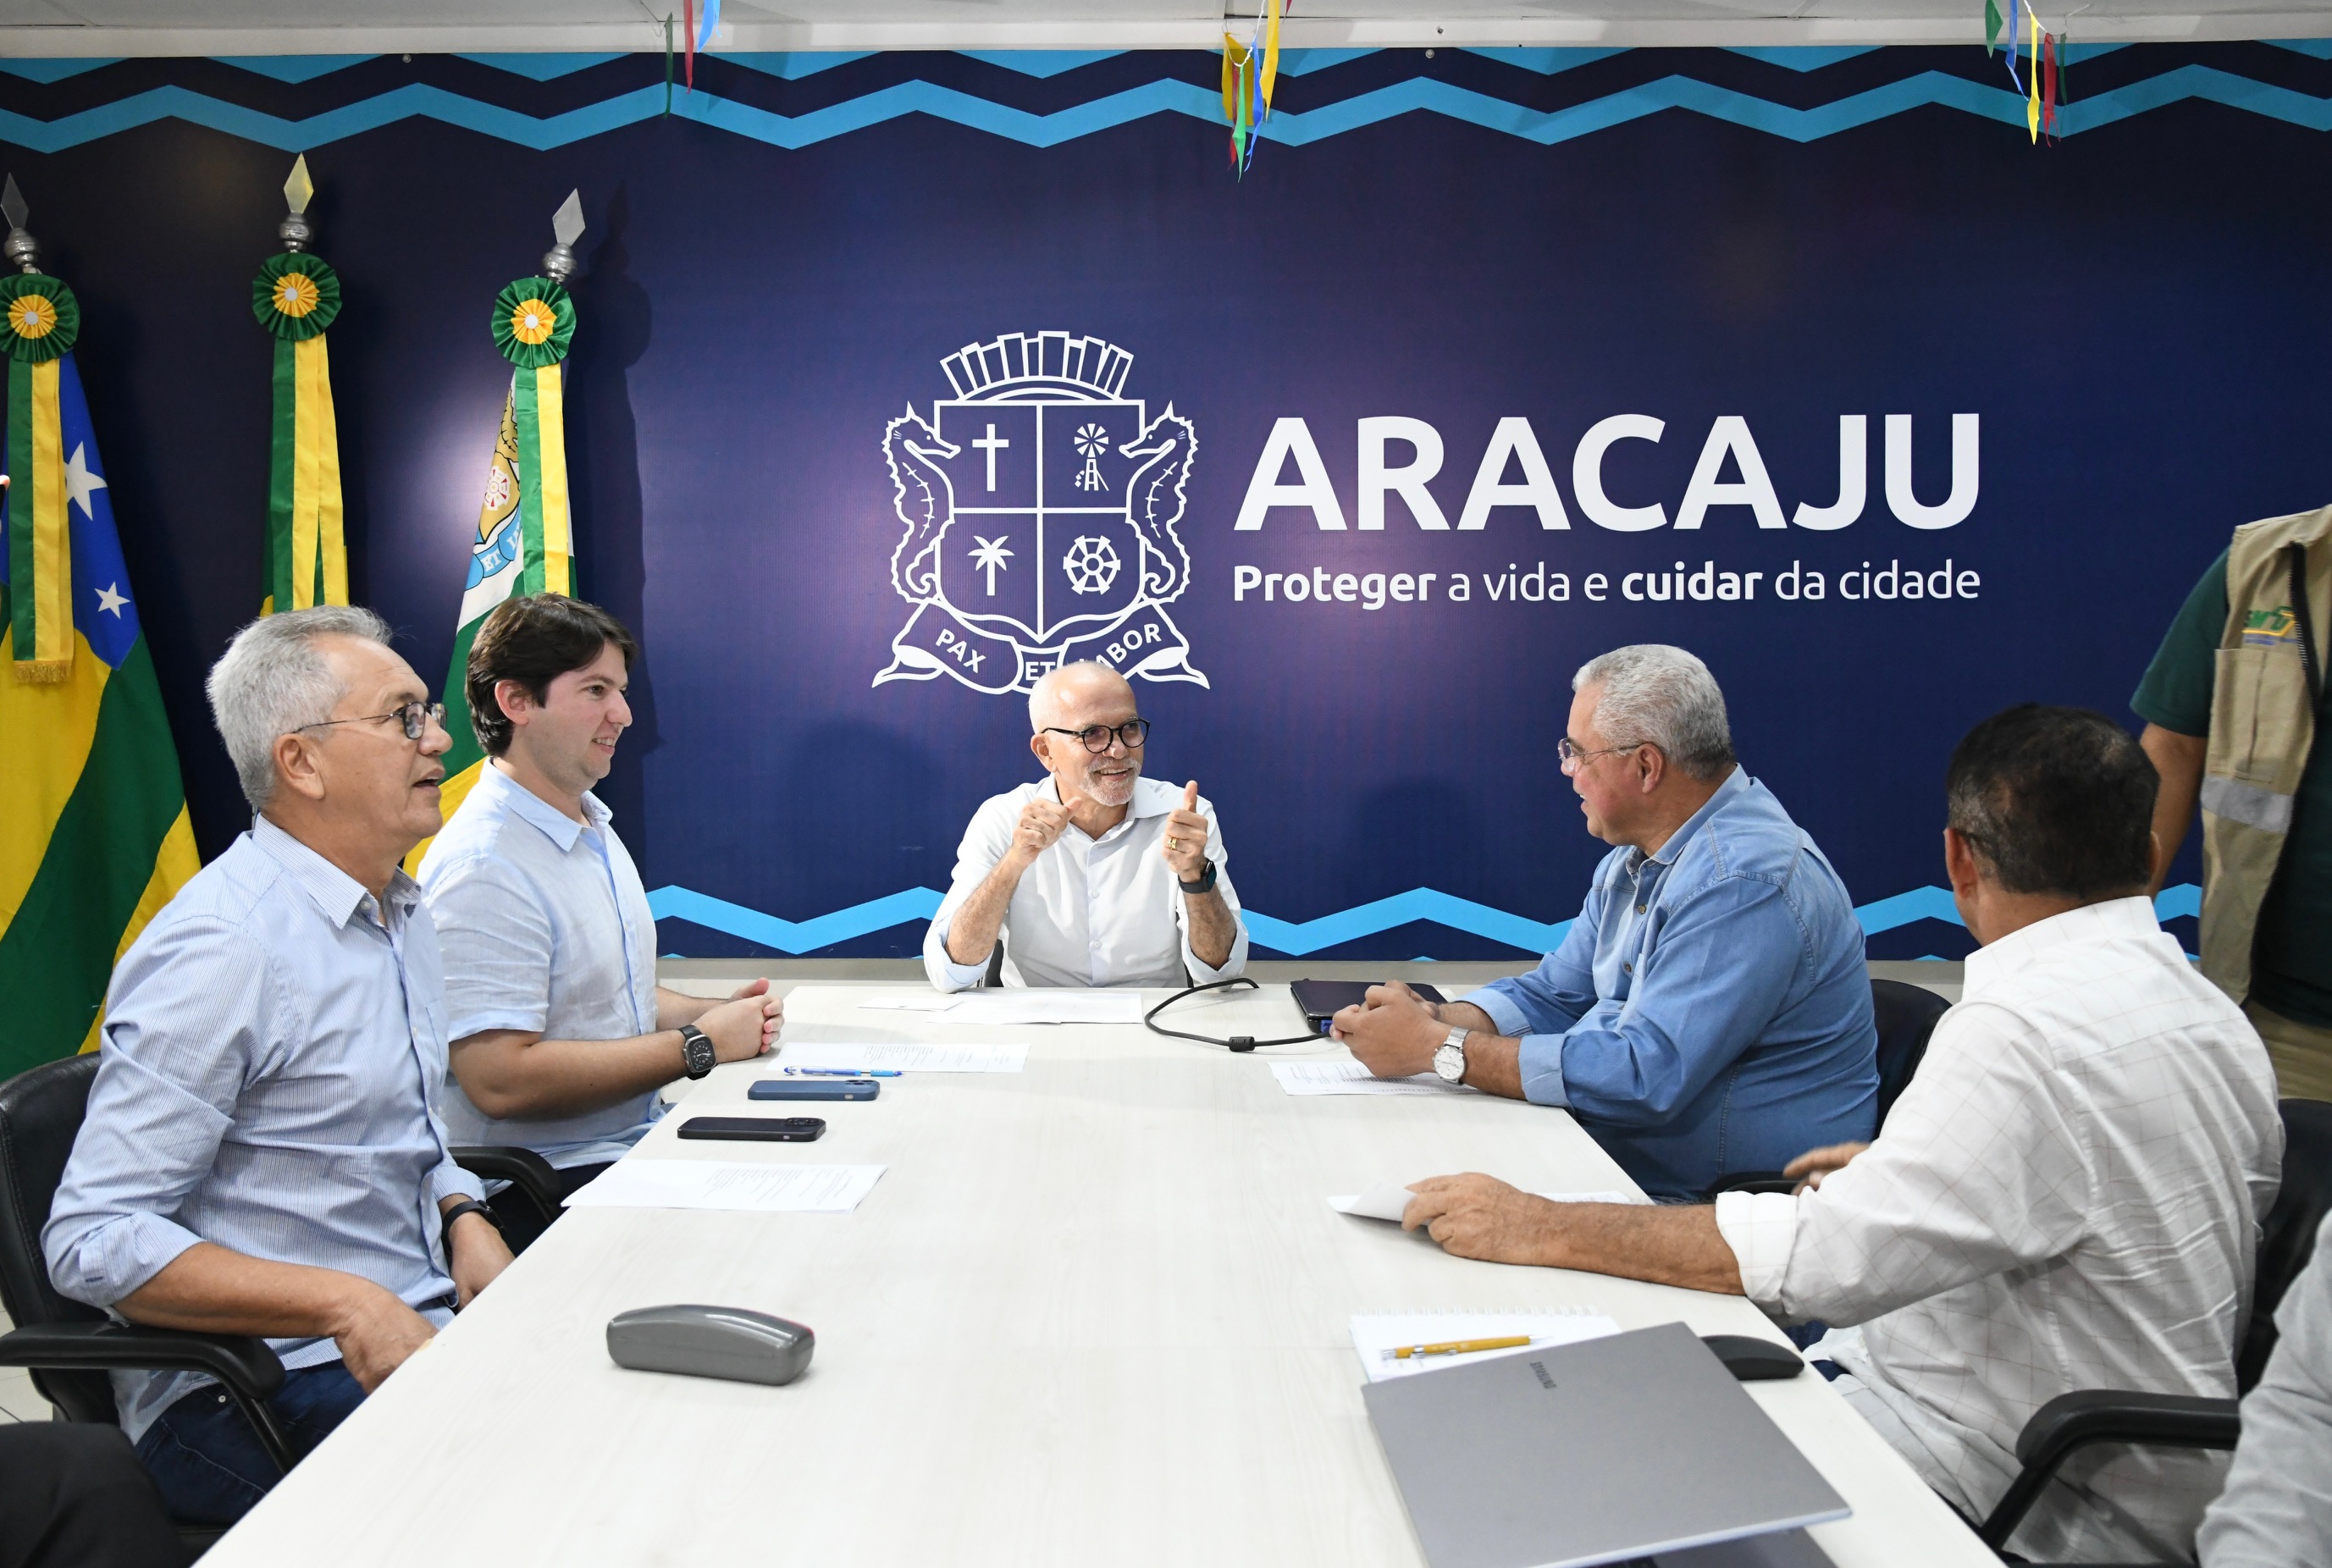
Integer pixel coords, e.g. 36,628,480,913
782,1067,904,1078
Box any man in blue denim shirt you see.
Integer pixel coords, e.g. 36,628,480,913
1338,645,1876,1198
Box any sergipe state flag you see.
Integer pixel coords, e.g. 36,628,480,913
406,261,578,875
0,351,199,1072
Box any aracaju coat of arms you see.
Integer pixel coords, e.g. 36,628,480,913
874,331,1207,694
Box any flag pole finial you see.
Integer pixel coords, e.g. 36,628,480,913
279,154,316,252
2,174,41,275
541,189,585,283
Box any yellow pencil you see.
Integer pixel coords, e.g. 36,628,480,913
1391,1335,1533,1360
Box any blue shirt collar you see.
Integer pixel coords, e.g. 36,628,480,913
248,814,421,929
1636,765,1749,870
478,758,609,852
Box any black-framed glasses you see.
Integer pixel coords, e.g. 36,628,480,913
1043,719,1151,754
294,701,445,743
1557,735,1645,775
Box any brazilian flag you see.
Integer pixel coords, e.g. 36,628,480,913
0,340,197,1075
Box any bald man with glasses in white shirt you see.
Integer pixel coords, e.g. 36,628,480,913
924,661,1247,990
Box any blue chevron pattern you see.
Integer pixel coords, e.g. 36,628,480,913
1,51,2328,154
646,881,2204,956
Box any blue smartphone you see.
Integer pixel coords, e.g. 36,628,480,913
749,1079,880,1102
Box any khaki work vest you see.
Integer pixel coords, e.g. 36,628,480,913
2200,504,2332,1002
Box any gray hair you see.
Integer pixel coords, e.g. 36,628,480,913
1572,644,1736,781
207,605,394,810
1027,660,1125,733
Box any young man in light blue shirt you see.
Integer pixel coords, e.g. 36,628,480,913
1337,644,1876,1199
419,596,781,1244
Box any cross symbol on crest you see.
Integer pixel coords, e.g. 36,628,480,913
972,423,1010,491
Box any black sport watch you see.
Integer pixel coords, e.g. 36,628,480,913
678,1023,717,1079
1178,859,1218,895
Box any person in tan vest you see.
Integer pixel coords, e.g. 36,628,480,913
2136,505,2332,1100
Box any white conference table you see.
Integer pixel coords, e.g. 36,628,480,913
206,983,1996,1568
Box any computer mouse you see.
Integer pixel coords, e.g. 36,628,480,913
1699,1333,1804,1381
606,1304,815,1386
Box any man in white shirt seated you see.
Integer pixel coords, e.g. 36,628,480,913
1395,704,2281,1564
924,660,1247,990
2198,1212,2332,1567
419,595,781,1244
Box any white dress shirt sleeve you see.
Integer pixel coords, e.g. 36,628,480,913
925,796,1012,991
421,851,555,1041
43,919,278,1309
1721,1001,2092,1328
1175,798,1247,985
2198,1212,2332,1567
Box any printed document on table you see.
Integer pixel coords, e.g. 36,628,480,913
1272,1061,1476,1097
934,990,1146,1025
774,1041,1028,1074
1329,1185,1649,1222
856,995,965,1013
563,1162,886,1214
1349,1310,1622,1383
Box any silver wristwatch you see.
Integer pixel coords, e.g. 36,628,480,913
1432,1027,1470,1084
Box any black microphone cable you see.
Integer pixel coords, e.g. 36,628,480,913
1141,976,1328,1052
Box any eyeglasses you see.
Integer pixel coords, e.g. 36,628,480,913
1042,719,1151,754
1557,736,1646,775
294,701,445,743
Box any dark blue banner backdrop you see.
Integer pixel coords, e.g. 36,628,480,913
7,43,2332,960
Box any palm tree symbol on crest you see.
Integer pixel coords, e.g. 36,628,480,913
1071,422,1111,493
969,534,1014,595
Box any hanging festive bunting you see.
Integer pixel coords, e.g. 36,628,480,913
2042,28,2059,139
1984,0,2003,53
1219,0,1284,178
684,0,696,91
409,190,586,875
2026,3,2042,142
251,156,347,616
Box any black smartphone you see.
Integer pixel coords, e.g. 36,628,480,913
677,1116,826,1142
749,1079,881,1102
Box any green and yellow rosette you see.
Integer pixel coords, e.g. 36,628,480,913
251,251,341,340
3,273,83,679
493,278,576,369
251,251,346,615
489,276,577,597
0,273,78,364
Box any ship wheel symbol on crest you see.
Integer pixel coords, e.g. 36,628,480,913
1070,422,1111,493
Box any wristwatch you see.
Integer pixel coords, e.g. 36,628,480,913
1432,1027,1470,1085
678,1023,718,1080
1178,859,1218,895
440,1198,501,1259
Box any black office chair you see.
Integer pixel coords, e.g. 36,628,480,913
1710,977,1953,1198
1974,1096,2332,1559
0,1052,570,1547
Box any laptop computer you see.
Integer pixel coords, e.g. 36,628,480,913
1362,1321,1849,1568
1290,979,1446,1035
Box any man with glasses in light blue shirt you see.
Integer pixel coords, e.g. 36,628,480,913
45,606,513,1525
1337,644,1877,1199
419,596,781,1245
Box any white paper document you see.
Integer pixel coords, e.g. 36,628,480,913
855,995,964,1013
855,990,1144,1024
1329,1185,1649,1222
1271,1061,1475,1097
773,1041,1028,1074
940,990,1146,1025
562,1162,886,1214
1349,1310,1622,1383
